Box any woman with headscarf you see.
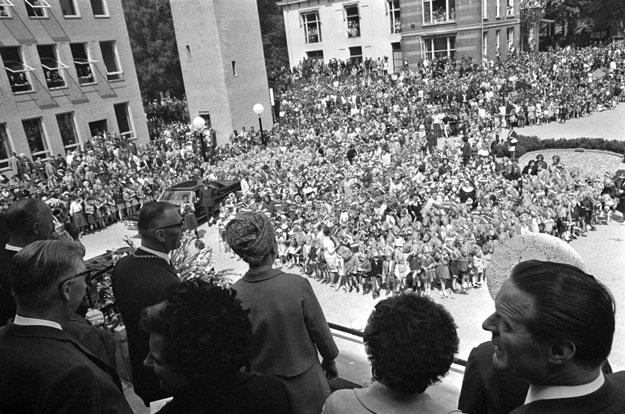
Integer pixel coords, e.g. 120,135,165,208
225,212,339,414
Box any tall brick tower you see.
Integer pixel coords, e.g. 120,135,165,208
169,0,272,146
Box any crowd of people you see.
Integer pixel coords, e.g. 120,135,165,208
1,43,625,301
216,43,625,299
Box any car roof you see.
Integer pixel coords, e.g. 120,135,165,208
168,180,202,191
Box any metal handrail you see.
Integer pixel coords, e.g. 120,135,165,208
328,321,467,367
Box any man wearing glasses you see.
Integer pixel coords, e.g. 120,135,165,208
112,201,183,406
0,240,133,413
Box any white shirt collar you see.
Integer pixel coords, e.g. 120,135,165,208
139,245,171,265
4,244,22,252
13,315,62,330
525,373,605,404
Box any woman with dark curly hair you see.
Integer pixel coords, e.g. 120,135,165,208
322,293,459,413
140,279,292,414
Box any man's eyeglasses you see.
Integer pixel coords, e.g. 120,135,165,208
58,269,94,288
157,220,185,230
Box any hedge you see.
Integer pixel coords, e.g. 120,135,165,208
515,136,625,158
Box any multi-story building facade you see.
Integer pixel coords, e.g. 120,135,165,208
279,0,404,71
402,0,520,64
0,0,148,171
278,0,519,70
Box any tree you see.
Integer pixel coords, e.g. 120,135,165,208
257,0,289,72
122,0,184,100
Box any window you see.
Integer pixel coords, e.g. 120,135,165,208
90,0,108,17
507,0,514,16
389,0,401,33
56,112,80,149
60,0,79,17
423,36,456,60
496,0,501,17
1,46,35,93
114,102,134,139
392,42,403,71
38,45,69,89
483,32,488,55
99,41,122,81
22,118,50,158
483,0,487,18
345,5,360,38
507,27,514,50
0,0,14,18
423,0,455,24
306,50,324,60
349,46,362,63
302,11,321,43
24,0,50,18
0,124,13,170
70,43,97,85
496,30,501,52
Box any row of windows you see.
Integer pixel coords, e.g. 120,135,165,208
483,0,517,19
298,0,516,45
301,0,400,44
0,103,134,167
0,0,109,19
482,28,515,55
1,41,122,94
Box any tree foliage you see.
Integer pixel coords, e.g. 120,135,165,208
545,0,625,45
257,0,289,72
121,0,184,100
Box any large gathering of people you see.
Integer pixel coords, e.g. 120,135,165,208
1,40,625,413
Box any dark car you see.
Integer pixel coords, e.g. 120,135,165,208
123,179,240,228
157,179,241,220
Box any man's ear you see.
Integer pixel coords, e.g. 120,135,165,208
547,341,576,365
32,222,41,236
154,229,166,243
59,280,72,302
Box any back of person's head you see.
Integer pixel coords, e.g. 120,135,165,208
10,240,83,307
510,260,615,369
140,279,253,379
6,198,50,237
225,212,276,266
363,293,458,395
138,201,176,238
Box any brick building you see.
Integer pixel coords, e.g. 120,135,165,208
278,0,519,69
0,0,148,171
170,0,273,146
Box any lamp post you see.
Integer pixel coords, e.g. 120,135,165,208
191,116,207,162
253,103,265,146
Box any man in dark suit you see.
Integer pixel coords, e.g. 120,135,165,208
200,181,215,223
112,201,183,406
0,198,56,325
477,261,625,414
0,240,132,413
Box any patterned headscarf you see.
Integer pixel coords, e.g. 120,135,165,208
225,212,276,266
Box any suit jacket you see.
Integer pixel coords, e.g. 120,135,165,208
112,248,180,405
0,248,17,326
459,341,615,414
458,341,529,414
0,321,132,414
233,266,338,377
510,372,625,414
